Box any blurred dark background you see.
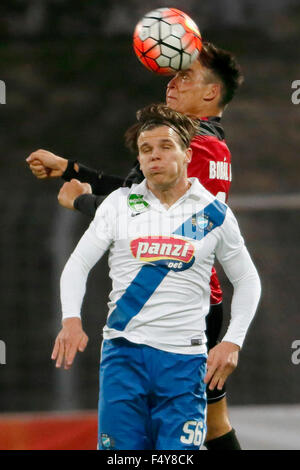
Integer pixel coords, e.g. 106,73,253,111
0,0,300,413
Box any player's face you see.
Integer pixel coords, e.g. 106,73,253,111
137,126,191,189
166,60,218,117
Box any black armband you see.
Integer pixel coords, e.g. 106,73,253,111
62,160,79,181
62,160,103,190
74,193,105,219
62,159,124,195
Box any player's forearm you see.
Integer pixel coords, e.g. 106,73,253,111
60,254,89,320
62,161,124,195
222,251,261,348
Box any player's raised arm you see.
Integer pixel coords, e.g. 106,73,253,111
57,179,106,218
26,148,128,218
25,149,117,188
57,179,92,210
26,149,69,179
26,149,125,192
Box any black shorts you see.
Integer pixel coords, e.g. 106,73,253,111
206,303,226,404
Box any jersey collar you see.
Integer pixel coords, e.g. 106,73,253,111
130,178,206,209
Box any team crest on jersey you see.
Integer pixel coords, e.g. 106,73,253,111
196,215,209,230
191,214,214,232
100,433,115,449
128,194,150,213
130,236,195,271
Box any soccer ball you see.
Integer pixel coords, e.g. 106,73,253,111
133,8,202,75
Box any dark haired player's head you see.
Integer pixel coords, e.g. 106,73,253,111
166,41,244,117
199,41,244,107
125,103,198,153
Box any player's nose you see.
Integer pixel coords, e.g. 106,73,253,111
167,74,177,90
150,148,161,160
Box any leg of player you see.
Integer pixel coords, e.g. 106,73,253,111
204,303,242,450
98,338,153,450
205,396,241,450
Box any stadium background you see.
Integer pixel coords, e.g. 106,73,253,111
0,0,300,449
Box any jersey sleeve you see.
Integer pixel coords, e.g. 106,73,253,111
188,135,232,202
215,208,261,348
60,193,117,320
215,207,244,263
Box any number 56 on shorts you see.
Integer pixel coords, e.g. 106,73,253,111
180,420,206,447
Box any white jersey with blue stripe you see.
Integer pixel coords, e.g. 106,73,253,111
60,177,261,355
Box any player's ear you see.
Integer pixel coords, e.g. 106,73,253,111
203,83,220,102
185,148,192,164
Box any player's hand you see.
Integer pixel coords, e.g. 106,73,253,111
26,149,68,179
204,341,239,391
57,179,92,210
51,317,89,370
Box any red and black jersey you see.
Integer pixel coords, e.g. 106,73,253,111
189,117,232,304
63,116,232,304
189,117,231,203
